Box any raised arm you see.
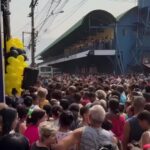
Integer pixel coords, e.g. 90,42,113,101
53,128,83,150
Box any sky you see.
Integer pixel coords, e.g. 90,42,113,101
10,0,137,61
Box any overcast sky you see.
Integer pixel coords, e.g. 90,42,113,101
10,0,137,60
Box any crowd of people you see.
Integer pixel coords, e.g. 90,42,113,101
64,32,113,56
0,74,150,150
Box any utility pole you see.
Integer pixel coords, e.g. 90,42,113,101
29,0,38,67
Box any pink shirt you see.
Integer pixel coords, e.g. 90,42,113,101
143,144,150,150
24,125,39,145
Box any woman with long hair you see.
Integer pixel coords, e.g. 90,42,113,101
56,111,76,150
106,99,126,141
16,105,28,134
0,107,18,136
24,109,46,145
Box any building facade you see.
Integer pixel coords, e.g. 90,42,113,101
37,0,150,74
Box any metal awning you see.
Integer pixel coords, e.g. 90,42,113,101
41,50,116,66
144,64,150,68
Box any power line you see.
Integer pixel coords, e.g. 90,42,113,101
28,0,63,49
28,0,88,49
35,0,52,19
20,0,53,50
14,0,52,35
37,0,62,33
35,0,54,28
36,0,88,49
37,0,69,34
43,0,69,31
35,0,55,30
36,0,87,46
45,0,88,33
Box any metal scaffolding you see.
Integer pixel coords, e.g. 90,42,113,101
132,1,150,69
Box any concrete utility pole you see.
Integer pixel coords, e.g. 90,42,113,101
29,0,38,67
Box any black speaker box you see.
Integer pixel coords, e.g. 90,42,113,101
22,68,39,89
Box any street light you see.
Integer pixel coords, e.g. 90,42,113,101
43,10,64,33
51,10,64,15
47,10,64,18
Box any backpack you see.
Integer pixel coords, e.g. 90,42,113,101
97,144,116,150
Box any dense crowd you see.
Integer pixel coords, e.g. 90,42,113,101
0,74,150,150
64,33,113,56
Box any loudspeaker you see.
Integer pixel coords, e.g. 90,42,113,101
22,68,39,89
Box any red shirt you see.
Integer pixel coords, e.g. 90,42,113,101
81,99,91,106
107,114,125,141
24,125,39,145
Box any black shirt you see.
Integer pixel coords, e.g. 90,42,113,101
128,116,144,142
31,143,50,150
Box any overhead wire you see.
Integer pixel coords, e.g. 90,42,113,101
36,0,88,51
14,0,52,36
45,0,88,34
28,0,63,49
35,0,54,29
37,0,62,33
15,0,89,45
36,0,88,45
36,0,69,45
37,0,69,34
24,0,54,49
35,0,52,19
